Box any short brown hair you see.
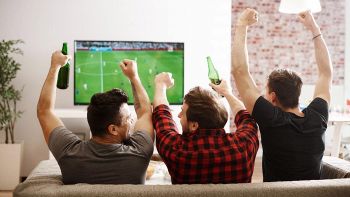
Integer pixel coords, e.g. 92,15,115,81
87,88,128,137
267,69,303,109
184,86,228,129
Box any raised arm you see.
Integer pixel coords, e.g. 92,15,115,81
298,11,333,104
37,51,70,144
210,80,258,148
119,59,154,140
153,72,174,108
232,8,261,114
209,80,245,116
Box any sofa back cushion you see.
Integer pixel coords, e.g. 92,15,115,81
321,156,350,179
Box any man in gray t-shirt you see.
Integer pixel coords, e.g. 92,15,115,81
37,52,154,184
49,127,153,184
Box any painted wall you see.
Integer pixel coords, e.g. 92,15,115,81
346,0,350,101
0,0,232,176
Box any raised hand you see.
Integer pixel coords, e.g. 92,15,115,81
237,8,259,27
298,10,321,36
119,59,139,80
209,79,232,97
51,51,70,69
154,72,174,89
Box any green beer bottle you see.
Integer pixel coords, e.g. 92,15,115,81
57,42,70,89
207,56,221,85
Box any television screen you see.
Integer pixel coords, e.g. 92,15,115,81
74,40,184,105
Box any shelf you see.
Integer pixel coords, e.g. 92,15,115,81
54,108,87,118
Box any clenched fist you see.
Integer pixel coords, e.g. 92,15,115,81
209,79,232,97
237,8,259,27
51,51,70,69
154,72,174,89
119,59,139,80
298,10,321,36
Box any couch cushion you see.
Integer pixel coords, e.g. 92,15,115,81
14,159,350,197
321,156,350,179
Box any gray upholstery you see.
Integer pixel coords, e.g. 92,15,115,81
14,156,350,197
321,156,350,179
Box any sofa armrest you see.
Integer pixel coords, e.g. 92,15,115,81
14,160,63,197
321,156,350,179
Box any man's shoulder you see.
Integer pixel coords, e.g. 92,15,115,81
308,97,328,108
48,126,83,161
128,131,154,156
50,125,69,135
130,130,153,143
305,97,329,118
48,126,75,143
252,96,284,125
252,96,275,113
153,104,171,114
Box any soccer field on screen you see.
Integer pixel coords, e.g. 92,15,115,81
74,50,184,104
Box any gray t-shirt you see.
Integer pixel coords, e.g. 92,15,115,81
48,126,154,184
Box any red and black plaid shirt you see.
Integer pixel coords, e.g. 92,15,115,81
152,104,259,184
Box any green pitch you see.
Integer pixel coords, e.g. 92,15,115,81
74,50,184,104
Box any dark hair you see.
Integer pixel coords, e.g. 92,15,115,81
87,88,128,137
267,69,303,109
184,86,228,129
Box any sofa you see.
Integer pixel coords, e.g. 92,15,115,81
14,156,350,197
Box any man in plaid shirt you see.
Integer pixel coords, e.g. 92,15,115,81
152,73,259,184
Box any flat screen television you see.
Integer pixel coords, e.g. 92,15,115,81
74,40,184,105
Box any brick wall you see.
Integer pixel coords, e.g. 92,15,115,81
230,0,345,129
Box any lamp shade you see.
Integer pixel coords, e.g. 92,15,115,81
279,0,321,14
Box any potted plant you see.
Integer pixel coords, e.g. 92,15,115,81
0,39,24,190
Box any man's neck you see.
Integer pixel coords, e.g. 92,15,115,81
91,135,122,144
284,107,304,117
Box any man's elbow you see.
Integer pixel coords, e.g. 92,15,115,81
327,66,333,78
319,62,333,75
142,108,153,116
137,106,152,117
231,66,248,78
319,67,333,79
37,103,44,118
36,104,51,119
37,108,45,120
